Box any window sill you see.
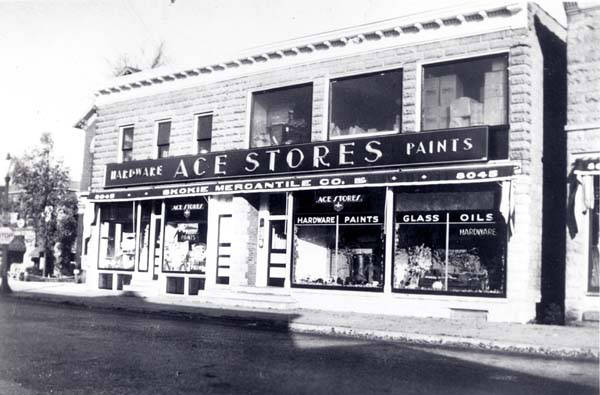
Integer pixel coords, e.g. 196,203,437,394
329,129,399,140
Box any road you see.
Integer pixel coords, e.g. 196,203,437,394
0,298,597,395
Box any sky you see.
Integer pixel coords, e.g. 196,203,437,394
0,0,567,182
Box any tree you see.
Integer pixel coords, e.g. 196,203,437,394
11,133,79,278
109,41,167,77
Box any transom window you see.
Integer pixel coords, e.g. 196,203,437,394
422,54,508,130
329,69,402,138
250,83,313,148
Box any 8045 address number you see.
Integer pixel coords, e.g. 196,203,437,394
455,169,500,180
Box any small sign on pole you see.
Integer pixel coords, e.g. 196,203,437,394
0,226,15,245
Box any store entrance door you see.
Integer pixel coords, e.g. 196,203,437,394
267,218,287,287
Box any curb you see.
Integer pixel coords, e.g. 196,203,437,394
6,292,599,362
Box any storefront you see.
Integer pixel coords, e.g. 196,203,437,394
565,157,600,320
78,3,567,322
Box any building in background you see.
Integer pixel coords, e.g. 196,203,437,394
76,1,569,323
564,1,600,322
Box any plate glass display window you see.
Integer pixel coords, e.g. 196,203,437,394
162,199,208,274
393,184,506,296
292,188,385,290
99,203,135,271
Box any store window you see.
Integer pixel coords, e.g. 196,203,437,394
120,126,134,162
329,69,402,138
156,120,171,158
162,199,208,274
196,113,212,154
589,175,599,293
422,55,508,130
99,203,135,271
292,188,385,290
393,184,506,296
250,83,313,148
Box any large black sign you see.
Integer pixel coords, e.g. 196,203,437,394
104,127,488,188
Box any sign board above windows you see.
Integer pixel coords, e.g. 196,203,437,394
104,126,488,188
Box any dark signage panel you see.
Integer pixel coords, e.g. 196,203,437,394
104,127,488,188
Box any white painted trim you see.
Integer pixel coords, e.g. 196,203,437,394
320,74,330,142
415,50,510,132
244,91,253,149
384,187,394,294
329,129,399,141
565,123,600,132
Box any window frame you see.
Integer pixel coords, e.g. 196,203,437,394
194,112,213,155
327,67,404,141
588,174,600,294
248,82,314,149
97,203,136,272
289,188,387,292
154,119,172,159
417,51,510,132
117,124,134,163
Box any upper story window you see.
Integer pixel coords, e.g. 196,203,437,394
120,126,134,162
329,69,402,138
156,120,171,158
195,113,213,154
422,54,508,131
250,83,313,148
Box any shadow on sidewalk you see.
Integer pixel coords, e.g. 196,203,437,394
0,294,598,395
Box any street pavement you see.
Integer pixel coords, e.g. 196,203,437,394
4,280,599,361
0,297,598,395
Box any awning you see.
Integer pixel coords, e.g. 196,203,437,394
90,162,520,202
574,158,600,175
8,236,26,253
30,247,43,258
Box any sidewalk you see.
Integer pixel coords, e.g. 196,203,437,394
5,280,599,361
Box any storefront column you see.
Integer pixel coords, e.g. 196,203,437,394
284,192,294,289
384,187,394,294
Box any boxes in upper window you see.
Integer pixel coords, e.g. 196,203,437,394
424,75,464,108
483,70,507,125
423,77,440,108
449,97,483,127
423,106,449,130
440,75,464,107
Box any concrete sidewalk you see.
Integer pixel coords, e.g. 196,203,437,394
4,280,599,361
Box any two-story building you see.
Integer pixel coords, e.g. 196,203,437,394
77,1,567,323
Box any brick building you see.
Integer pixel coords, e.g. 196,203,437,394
77,1,568,323
564,2,600,322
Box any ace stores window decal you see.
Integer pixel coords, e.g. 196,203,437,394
292,188,385,290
